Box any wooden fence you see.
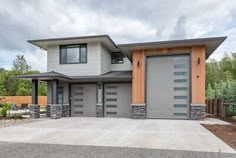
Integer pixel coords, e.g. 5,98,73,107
205,98,225,116
0,96,47,106
205,98,236,117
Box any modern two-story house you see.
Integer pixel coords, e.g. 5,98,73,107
16,35,226,119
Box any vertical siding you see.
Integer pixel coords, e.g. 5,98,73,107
100,44,111,74
132,50,145,103
111,57,132,71
47,43,101,76
191,46,205,103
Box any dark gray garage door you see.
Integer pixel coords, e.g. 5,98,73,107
71,84,96,117
146,55,190,119
104,83,132,118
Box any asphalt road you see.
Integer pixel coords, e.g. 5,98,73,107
0,141,235,158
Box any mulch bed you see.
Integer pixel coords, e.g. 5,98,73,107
202,117,236,150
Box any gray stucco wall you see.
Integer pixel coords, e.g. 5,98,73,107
47,42,101,76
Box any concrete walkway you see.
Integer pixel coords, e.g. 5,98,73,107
0,117,234,153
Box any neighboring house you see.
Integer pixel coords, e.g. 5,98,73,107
16,35,226,119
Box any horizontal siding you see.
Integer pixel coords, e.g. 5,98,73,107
101,44,111,74
47,43,101,76
111,57,132,71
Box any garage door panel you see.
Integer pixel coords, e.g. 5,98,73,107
147,55,190,119
173,91,188,96
71,84,96,117
104,83,132,118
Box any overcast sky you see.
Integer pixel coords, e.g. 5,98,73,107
0,0,236,72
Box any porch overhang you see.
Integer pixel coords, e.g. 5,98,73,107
14,71,132,82
13,71,71,81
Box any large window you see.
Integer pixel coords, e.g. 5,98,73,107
111,52,124,64
60,44,87,64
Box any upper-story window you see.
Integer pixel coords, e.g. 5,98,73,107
111,52,124,64
60,44,87,64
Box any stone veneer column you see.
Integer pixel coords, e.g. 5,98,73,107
131,104,146,119
50,104,62,119
190,104,206,120
29,104,40,119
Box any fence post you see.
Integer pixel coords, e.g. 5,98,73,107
219,99,225,117
213,99,217,116
209,99,212,114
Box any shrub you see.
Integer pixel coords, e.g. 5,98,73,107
225,105,236,116
0,107,7,117
232,116,236,120
0,102,12,117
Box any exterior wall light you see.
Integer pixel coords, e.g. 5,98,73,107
98,84,101,89
137,60,140,67
197,58,200,64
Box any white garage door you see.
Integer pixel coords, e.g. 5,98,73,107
146,55,190,119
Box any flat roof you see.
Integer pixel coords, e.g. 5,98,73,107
14,71,132,82
28,35,121,52
28,35,227,60
118,36,227,59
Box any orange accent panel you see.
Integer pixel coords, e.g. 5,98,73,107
132,47,193,104
191,46,206,103
132,50,145,103
132,46,206,104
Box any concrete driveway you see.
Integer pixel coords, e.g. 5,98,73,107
0,117,235,153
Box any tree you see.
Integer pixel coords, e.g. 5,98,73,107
12,55,31,74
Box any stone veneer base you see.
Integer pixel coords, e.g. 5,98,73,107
29,104,40,119
190,104,206,120
131,104,146,119
50,104,62,119
96,103,103,117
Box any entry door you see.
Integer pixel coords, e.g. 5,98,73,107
146,55,190,119
71,84,96,117
104,83,132,118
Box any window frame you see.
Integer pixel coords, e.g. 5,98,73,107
59,44,87,64
111,52,124,64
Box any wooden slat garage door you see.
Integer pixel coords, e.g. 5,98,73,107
71,84,96,117
104,83,132,118
146,55,190,119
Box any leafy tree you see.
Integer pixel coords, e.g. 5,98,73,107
0,55,47,96
12,55,31,74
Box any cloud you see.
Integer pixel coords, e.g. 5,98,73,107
169,16,187,40
0,0,236,71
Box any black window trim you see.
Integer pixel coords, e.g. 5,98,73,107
111,52,124,64
59,44,87,64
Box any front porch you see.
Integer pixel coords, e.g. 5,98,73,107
14,71,132,119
